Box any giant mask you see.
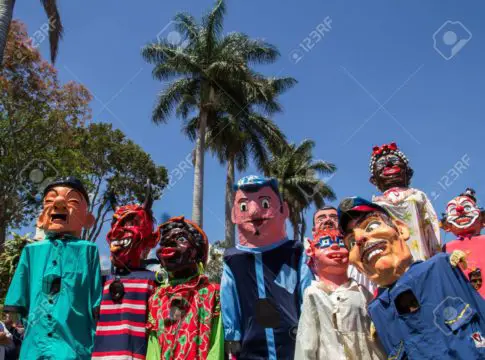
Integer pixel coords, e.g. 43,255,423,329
107,184,156,269
442,188,485,238
231,176,289,248
307,228,348,280
339,197,412,287
156,216,208,274
369,142,414,192
37,177,95,237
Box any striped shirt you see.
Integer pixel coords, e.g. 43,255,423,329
92,269,155,360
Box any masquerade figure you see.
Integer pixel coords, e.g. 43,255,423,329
146,216,223,360
4,177,102,360
92,183,158,360
295,229,386,360
221,175,313,360
312,206,376,294
370,142,441,260
469,269,483,291
442,188,485,297
339,197,485,359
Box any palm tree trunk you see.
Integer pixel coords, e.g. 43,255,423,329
300,211,306,242
0,0,15,66
192,110,207,226
225,156,235,247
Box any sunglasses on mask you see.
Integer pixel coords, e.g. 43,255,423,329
314,236,345,249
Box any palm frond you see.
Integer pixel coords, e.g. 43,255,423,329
40,0,63,63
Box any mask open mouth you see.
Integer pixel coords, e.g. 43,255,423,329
51,213,68,222
110,238,133,253
250,218,268,227
327,252,346,260
361,240,387,264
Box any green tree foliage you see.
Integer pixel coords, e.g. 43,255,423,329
0,21,168,246
142,0,283,226
0,232,32,305
205,240,228,283
0,20,91,248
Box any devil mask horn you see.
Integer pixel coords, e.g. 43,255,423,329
142,179,154,211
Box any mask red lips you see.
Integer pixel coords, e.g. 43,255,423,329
383,166,401,176
161,247,177,258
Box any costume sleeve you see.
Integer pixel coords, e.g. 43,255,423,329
298,251,314,310
145,331,161,360
421,191,442,256
4,246,30,316
207,314,225,360
221,263,242,341
90,245,103,314
294,290,319,360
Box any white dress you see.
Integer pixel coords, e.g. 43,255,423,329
295,280,386,360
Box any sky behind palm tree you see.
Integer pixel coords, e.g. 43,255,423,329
14,0,485,265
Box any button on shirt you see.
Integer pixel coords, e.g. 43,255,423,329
4,234,102,360
295,279,386,360
369,253,485,359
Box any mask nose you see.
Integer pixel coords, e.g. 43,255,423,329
354,229,368,246
456,205,465,214
53,196,67,210
330,242,339,250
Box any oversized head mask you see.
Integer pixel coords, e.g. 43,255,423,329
339,197,412,287
156,216,208,274
307,228,348,280
231,175,289,248
107,184,156,269
369,142,413,192
442,188,485,237
37,177,94,238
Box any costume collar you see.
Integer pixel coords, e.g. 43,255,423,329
236,237,290,253
45,232,79,241
376,261,422,305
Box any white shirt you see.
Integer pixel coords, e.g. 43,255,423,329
348,265,377,295
295,280,386,360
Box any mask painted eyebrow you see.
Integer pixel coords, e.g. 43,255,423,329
237,198,248,203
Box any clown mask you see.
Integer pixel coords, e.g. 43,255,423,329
307,229,349,281
444,195,483,237
107,204,156,269
232,184,289,248
37,186,94,237
343,211,412,287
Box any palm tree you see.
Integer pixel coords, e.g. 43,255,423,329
0,0,63,65
264,139,337,241
184,78,296,247
142,0,281,226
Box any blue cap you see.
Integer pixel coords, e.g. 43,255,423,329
338,196,390,232
234,175,281,199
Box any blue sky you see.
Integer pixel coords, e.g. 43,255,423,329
14,1,485,267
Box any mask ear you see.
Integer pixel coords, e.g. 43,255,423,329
369,176,377,186
37,209,48,229
231,205,237,224
84,212,95,229
395,219,410,241
281,201,289,218
305,246,314,258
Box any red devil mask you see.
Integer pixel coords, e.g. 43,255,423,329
106,186,157,269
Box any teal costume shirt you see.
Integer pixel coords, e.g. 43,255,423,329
4,234,102,360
